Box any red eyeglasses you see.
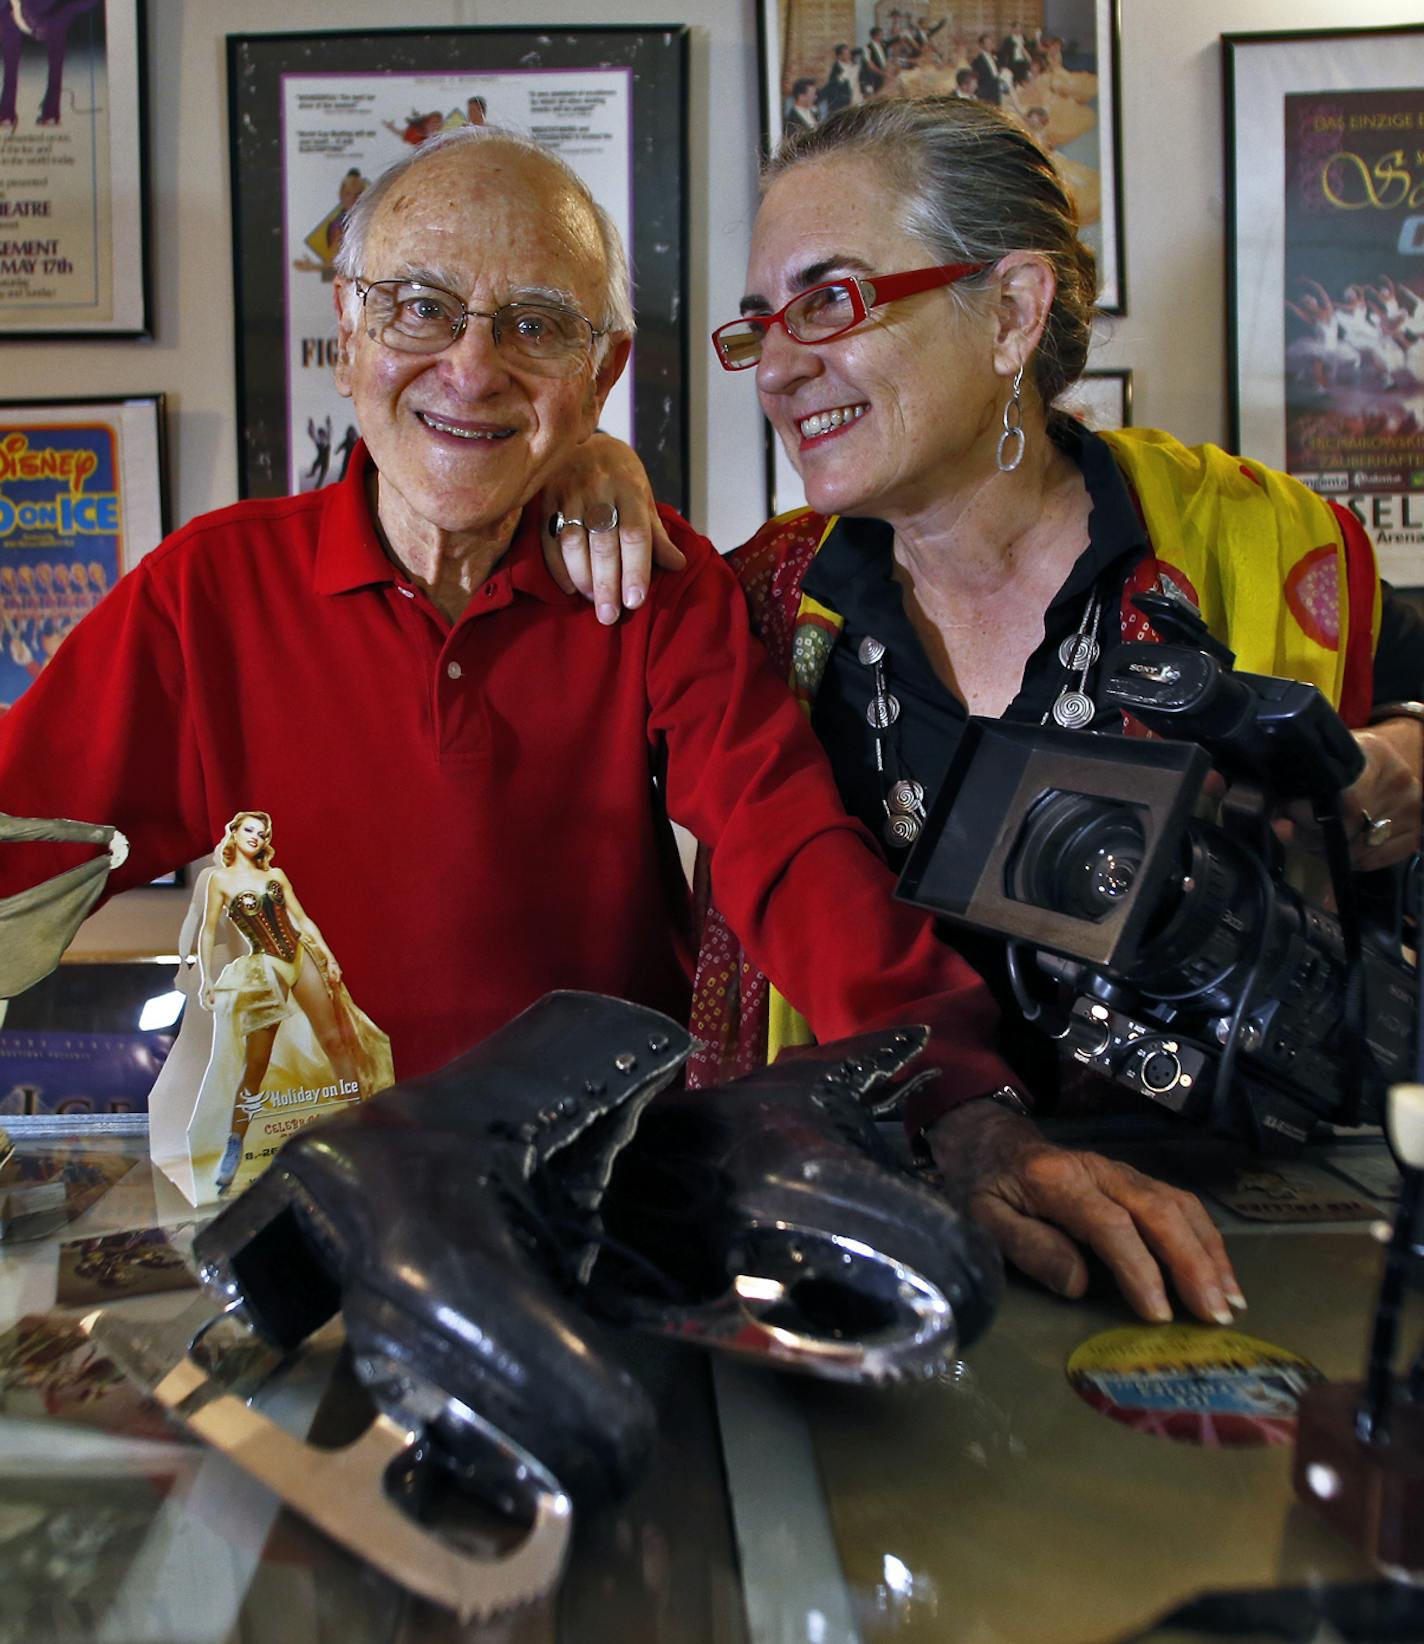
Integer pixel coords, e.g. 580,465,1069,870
711,262,986,371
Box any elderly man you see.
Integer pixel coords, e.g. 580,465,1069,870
0,128,1241,1328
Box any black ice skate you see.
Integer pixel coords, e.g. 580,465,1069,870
85,991,691,1622
581,1027,1004,1385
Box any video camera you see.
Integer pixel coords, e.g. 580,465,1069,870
898,594,1418,1153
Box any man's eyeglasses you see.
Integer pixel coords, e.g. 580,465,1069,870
711,262,986,371
355,278,605,375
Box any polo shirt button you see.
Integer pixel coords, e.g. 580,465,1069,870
447,661,463,680
397,586,415,598
484,583,496,597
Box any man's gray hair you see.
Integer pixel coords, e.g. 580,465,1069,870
333,125,635,351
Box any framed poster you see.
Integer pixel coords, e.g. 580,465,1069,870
228,27,689,510
0,1,149,338
1225,26,1424,592
757,0,1124,514
1056,367,1132,431
0,394,166,711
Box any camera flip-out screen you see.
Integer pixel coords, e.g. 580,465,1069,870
897,719,1211,971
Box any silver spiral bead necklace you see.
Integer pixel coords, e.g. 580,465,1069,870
1042,586,1102,731
859,634,929,847
857,582,1105,850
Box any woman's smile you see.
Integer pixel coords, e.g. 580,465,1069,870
797,403,869,443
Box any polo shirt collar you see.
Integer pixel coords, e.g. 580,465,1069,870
313,441,398,595
313,439,574,605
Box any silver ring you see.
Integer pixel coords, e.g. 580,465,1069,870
1361,811,1393,849
549,503,619,536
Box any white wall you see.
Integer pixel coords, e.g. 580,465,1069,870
22,0,1424,954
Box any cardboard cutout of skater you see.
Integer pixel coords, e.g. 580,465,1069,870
149,810,393,1204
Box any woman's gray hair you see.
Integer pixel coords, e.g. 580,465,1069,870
764,96,1096,408
333,125,635,353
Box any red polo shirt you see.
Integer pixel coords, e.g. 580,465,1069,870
0,445,1011,1102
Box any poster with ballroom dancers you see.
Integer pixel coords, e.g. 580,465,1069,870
757,0,1122,513
1282,85,1424,584
1226,27,1424,593
759,1,1121,311
147,808,393,1205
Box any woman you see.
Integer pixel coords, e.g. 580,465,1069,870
188,810,392,1193
546,96,1422,1324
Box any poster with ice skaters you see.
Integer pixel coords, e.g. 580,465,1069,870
283,70,633,497
148,809,393,1206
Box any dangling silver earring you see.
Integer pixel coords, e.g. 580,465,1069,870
996,365,1026,473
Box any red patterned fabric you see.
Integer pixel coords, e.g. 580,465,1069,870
687,511,830,1085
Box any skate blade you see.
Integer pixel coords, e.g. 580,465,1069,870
80,1302,572,1623
642,1221,958,1384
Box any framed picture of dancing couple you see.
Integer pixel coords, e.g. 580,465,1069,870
1225,26,1424,594
227,26,689,510
756,0,1124,515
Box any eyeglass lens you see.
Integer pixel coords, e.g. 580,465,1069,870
362,280,592,368
715,281,862,367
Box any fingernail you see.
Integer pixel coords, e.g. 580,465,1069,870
1208,1289,1234,1326
597,603,618,624
1147,1295,1172,1323
625,586,644,608
1227,1288,1247,1310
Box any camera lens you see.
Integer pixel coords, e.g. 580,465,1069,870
1008,792,1147,923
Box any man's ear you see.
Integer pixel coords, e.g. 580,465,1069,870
991,251,1056,379
332,279,357,399
588,333,633,422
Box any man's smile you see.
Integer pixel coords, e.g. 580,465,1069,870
416,412,517,441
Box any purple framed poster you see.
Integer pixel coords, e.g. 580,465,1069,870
1225,26,1424,591
0,1,150,338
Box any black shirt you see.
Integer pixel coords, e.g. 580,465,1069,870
803,423,1149,860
